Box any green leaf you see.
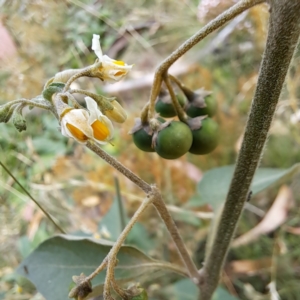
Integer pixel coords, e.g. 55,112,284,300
98,197,155,252
16,235,177,300
187,164,300,209
163,278,238,300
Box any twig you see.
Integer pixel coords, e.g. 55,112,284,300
86,141,151,193
114,176,127,231
199,1,300,299
163,74,187,123
103,193,155,299
147,0,266,119
0,161,65,234
152,191,200,280
85,142,200,284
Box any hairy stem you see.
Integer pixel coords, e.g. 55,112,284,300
199,1,300,299
152,192,199,280
163,74,187,123
62,63,101,92
114,176,127,231
86,141,151,193
147,0,265,119
169,75,199,101
140,102,150,125
86,142,199,282
103,193,155,299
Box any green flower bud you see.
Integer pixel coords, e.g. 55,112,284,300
12,111,27,132
42,82,65,102
0,104,10,123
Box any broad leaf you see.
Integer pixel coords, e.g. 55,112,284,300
16,235,178,300
163,278,239,300
187,164,300,209
98,197,155,252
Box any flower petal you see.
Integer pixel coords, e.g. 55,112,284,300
84,96,114,142
85,96,102,124
92,34,103,61
60,109,93,144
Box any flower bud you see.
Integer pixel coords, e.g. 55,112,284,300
42,82,65,102
104,100,127,123
12,111,27,132
0,104,10,123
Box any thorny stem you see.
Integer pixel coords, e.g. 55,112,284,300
147,0,265,120
0,161,65,234
163,74,187,123
103,193,155,300
152,191,200,280
199,1,300,299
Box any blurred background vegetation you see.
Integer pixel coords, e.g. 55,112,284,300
1,0,300,299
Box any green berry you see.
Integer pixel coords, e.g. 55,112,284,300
186,95,217,118
189,117,219,155
155,94,185,118
133,127,155,152
155,121,193,159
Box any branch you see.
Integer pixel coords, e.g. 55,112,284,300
86,142,199,281
152,192,199,280
86,141,152,194
147,0,265,120
199,1,300,299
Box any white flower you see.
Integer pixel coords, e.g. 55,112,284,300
60,97,114,144
92,34,133,83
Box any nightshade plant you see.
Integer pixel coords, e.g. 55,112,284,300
1,0,300,299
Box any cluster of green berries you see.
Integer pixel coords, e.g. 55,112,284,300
131,86,219,160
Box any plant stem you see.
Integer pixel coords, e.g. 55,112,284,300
147,0,265,119
86,142,199,282
152,191,200,280
86,141,151,193
62,63,101,92
140,102,150,125
103,194,155,299
163,75,187,123
114,176,127,231
199,1,300,299
169,75,199,101
0,161,65,234
2,99,53,111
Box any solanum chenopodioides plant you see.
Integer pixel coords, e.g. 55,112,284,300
2,0,300,299
1,33,199,299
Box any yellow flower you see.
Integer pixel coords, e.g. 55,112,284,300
92,34,133,83
60,97,114,144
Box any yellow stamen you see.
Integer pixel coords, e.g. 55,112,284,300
91,120,110,141
115,71,126,76
66,123,88,142
113,60,125,66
